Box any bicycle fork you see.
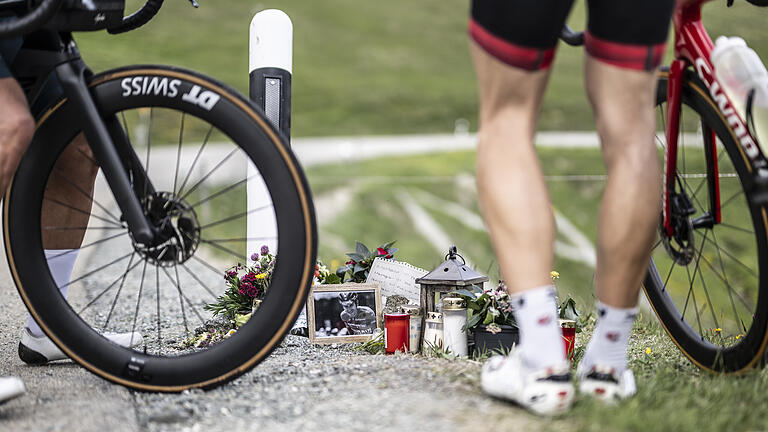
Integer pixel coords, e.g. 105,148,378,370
662,59,722,241
55,59,157,245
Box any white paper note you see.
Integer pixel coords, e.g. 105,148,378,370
366,258,428,304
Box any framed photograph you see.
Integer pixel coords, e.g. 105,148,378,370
307,283,382,344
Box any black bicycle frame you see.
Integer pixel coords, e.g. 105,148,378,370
12,32,157,245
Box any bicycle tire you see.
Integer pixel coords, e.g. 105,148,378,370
643,68,768,373
4,65,317,391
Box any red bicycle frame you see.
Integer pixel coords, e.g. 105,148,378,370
662,0,768,236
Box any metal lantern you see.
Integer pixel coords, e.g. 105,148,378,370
415,246,489,314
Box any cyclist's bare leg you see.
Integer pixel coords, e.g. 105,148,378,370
0,78,34,195
41,133,99,249
585,56,661,308
470,42,555,294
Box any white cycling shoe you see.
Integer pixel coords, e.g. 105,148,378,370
481,349,574,416
19,327,144,365
577,364,637,403
0,377,25,404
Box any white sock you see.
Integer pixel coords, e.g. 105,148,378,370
580,301,638,374
510,285,566,368
26,249,79,338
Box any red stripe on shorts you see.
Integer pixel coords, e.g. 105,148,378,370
585,31,666,71
468,19,555,71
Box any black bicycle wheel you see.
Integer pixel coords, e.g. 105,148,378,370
644,69,768,373
4,65,317,391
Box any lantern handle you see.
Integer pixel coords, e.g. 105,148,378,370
445,245,466,264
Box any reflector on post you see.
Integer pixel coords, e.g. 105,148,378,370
247,9,293,257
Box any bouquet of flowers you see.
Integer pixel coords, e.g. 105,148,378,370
204,245,275,320
314,261,342,285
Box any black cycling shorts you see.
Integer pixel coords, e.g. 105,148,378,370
470,0,675,71
0,37,21,78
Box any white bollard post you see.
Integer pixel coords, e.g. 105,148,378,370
247,9,293,259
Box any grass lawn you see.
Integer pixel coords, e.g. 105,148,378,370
74,0,768,136
555,316,768,431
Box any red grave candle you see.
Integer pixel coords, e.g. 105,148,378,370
384,313,410,354
560,319,576,361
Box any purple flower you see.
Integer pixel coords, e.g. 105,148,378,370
250,253,259,262
225,269,238,279
261,245,270,255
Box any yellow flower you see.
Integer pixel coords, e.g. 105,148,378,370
255,273,268,279
550,271,560,280
645,347,652,355
736,334,744,340
714,328,722,334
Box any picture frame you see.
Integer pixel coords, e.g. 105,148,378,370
307,283,382,344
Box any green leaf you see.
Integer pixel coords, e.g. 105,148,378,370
467,312,483,329
463,312,483,332
381,240,396,250
355,241,370,257
347,253,365,262
453,289,476,298
483,310,494,325
325,273,341,284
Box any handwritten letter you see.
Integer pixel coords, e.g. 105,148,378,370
366,258,427,304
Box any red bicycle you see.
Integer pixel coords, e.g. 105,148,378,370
565,0,768,374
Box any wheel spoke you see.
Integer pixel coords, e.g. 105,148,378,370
130,259,149,347
160,267,207,325
50,167,121,223
173,112,185,195
179,147,241,201
189,255,228,282
199,240,247,262
719,223,754,236
699,232,758,278
78,253,141,315
43,226,124,231
188,176,253,209
173,262,189,335
663,259,676,293
104,253,139,329
710,230,747,335
202,236,277,244
61,251,134,290
198,205,270,231
42,196,122,227
181,262,220,300
177,125,214,197
719,189,744,211
155,265,162,348
696,250,755,311
46,232,128,261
